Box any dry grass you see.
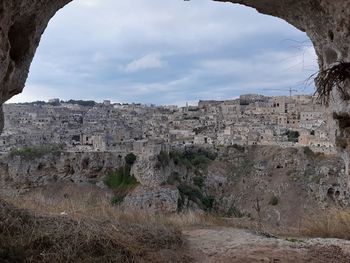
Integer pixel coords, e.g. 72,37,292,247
302,209,350,240
0,184,192,263
2,184,235,229
309,61,350,105
167,210,228,227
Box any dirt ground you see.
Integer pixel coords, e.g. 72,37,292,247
184,227,350,263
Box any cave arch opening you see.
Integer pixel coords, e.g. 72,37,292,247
8,0,317,106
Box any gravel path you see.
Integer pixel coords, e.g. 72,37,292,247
184,227,350,263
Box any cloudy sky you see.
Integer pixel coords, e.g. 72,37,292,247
9,0,318,106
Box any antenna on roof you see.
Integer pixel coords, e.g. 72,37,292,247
263,87,298,97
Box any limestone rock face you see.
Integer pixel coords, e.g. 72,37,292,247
122,185,179,213
207,146,347,227
131,155,167,187
0,151,123,194
0,0,70,105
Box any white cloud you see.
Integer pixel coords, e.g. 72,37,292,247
19,0,316,105
8,84,59,103
78,0,100,8
124,53,165,73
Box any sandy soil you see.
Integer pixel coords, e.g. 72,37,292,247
184,227,350,263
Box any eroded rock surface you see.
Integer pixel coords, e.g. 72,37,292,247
0,151,123,194
122,185,179,213
1,145,346,223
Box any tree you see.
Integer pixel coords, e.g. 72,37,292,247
125,153,137,166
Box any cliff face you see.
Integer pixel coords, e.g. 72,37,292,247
0,151,123,194
206,146,347,227
0,146,347,224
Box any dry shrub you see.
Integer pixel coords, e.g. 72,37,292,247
3,184,118,221
3,184,228,229
302,209,350,240
311,61,350,105
0,187,192,263
167,210,223,227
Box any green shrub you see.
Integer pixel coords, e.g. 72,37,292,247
193,176,204,188
285,130,300,143
167,172,181,185
169,151,192,168
177,183,214,211
9,144,63,160
125,153,137,165
201,195,214,210
111,195,124,205
104,167,138,190
303,146,314,157
157,151,170,167
169,148,216,169
269,195,279,206
178,183,202,201
227,206,244,218
230,144,245,152
65,99,96,107
191,155,210,167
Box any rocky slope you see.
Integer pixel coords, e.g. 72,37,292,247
1,145,347,227
205,146,347,227
0,151,123,194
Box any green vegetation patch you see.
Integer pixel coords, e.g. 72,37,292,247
177,183,214,211
229,144,245,152
106,154,139,205
125,153,137,166
65,99,96,107
157,150,171,167
105,167,138,189
9,144,63,160
193,176,204,188
285,130,300,143
268,195,279,206
166,172,181,185
169,148,217,169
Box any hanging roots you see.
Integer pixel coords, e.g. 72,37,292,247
312,61,350,106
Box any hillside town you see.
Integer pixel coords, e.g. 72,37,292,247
0,94,335,155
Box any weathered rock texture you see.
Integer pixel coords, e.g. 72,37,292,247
0,151,123,194
0,1,70,105
0,145,348,222
122,186,179,213
207,146,347,227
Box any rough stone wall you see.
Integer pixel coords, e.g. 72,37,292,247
206,146,347,227
122,186,179,213
0,151,123,194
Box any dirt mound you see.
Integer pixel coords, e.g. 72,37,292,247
0,199,190,263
